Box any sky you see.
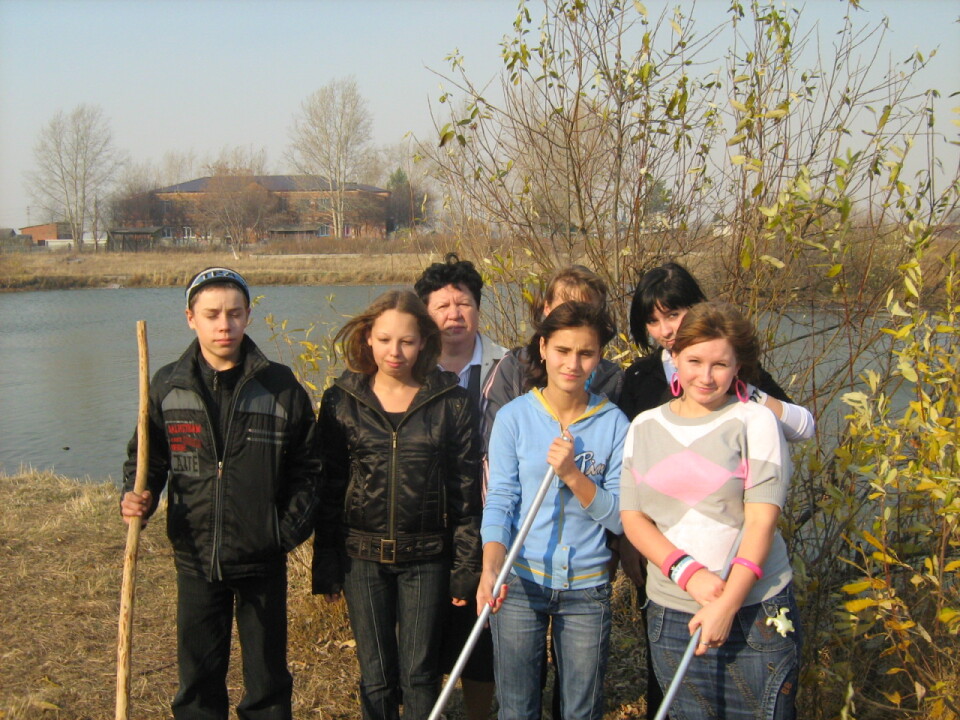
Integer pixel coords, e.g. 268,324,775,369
0,0,957,231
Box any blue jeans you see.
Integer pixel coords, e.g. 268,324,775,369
646,585,802,720
342,557,448,720
490,574,612,720
173,567,292,720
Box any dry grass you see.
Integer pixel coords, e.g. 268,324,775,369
0,471,650,719
0,247,443,292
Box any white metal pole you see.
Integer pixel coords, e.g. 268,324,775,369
427,467,557,720
653,529,745,720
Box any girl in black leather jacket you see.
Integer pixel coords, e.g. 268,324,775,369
311,290,482,720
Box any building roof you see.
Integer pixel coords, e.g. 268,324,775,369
109,226,164,234
155,175,388,195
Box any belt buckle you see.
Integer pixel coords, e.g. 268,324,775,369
380,539,397,564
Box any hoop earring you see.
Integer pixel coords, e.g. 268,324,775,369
735,378,749,403
670,373,682,397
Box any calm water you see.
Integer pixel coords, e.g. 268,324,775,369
1,286,895,483
0,285,399,482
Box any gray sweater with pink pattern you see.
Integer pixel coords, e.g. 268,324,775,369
620,398,793,614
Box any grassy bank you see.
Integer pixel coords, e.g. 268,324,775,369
0,248,438,292
0,471,649,719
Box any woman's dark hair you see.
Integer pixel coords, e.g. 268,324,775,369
629,262,707,350
414,252,484,308
672,302,760,388
531,265,609,323
523,301,617,390
334,290,441,383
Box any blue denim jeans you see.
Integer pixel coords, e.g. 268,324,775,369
490,574,612,720
342,557,448,720
646,584,802,720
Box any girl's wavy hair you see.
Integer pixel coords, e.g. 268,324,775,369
334,290,441,383
530,265,609,324
523,301,617,391
672,301,760,388
629,262,707,350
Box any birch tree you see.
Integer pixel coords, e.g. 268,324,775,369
28,104,124,251
288,77,375,238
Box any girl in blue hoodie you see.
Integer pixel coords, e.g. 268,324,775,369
479,302,630,720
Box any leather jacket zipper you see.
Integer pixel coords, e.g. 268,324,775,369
339,378,457,547
387,431,398,542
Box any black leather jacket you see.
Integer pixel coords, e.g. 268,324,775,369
311,368,482,600
123,337,321,581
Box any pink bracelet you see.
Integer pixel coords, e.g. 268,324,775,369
676,561,706,591
660,549,687,577
731,557,764,580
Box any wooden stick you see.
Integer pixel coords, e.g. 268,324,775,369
116,320,149,720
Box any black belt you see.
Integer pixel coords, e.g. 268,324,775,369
345,530,445,564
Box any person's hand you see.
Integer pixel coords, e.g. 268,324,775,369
546,432,577,483
477,568,508,615
323,593,341,604
451,597,468,607
690,597,737,656
120,490,152,527
684,568,725,606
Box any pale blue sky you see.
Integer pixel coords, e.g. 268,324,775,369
0,0,957,230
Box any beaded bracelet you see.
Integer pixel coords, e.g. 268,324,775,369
731,557,764,580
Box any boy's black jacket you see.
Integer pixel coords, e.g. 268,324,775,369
123,336,321,581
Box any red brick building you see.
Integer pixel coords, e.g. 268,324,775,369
19,222,72,245
152,175,390,244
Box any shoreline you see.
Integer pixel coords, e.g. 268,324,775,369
0,249,432,292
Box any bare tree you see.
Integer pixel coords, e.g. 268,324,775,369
27,104,124,251
195,146,277,257
288,77,375,238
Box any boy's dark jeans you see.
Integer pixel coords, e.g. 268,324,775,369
173,564,292,720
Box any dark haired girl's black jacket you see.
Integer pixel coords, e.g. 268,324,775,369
617,351,792,422
311,368,482,600
122,336,321,581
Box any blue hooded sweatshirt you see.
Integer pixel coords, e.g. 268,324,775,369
482,388,629,590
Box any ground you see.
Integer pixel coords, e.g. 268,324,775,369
0,471,649,719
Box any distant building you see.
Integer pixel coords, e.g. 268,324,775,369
0,228,33,252
129,175,391,246
107,226,165,252
19,222,73,247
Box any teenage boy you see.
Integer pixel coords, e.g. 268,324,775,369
414,253,506,720
121,267,320,719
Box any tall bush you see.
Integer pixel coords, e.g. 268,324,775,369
412,1,959,716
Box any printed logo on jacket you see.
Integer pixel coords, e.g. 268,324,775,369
167,422,202,476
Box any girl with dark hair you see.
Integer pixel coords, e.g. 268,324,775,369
484,265,624,436
620,302,801,719
480,301,630,720
311,290,482,720
619,262,813,439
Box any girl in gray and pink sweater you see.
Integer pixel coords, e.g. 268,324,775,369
620,301,801,720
